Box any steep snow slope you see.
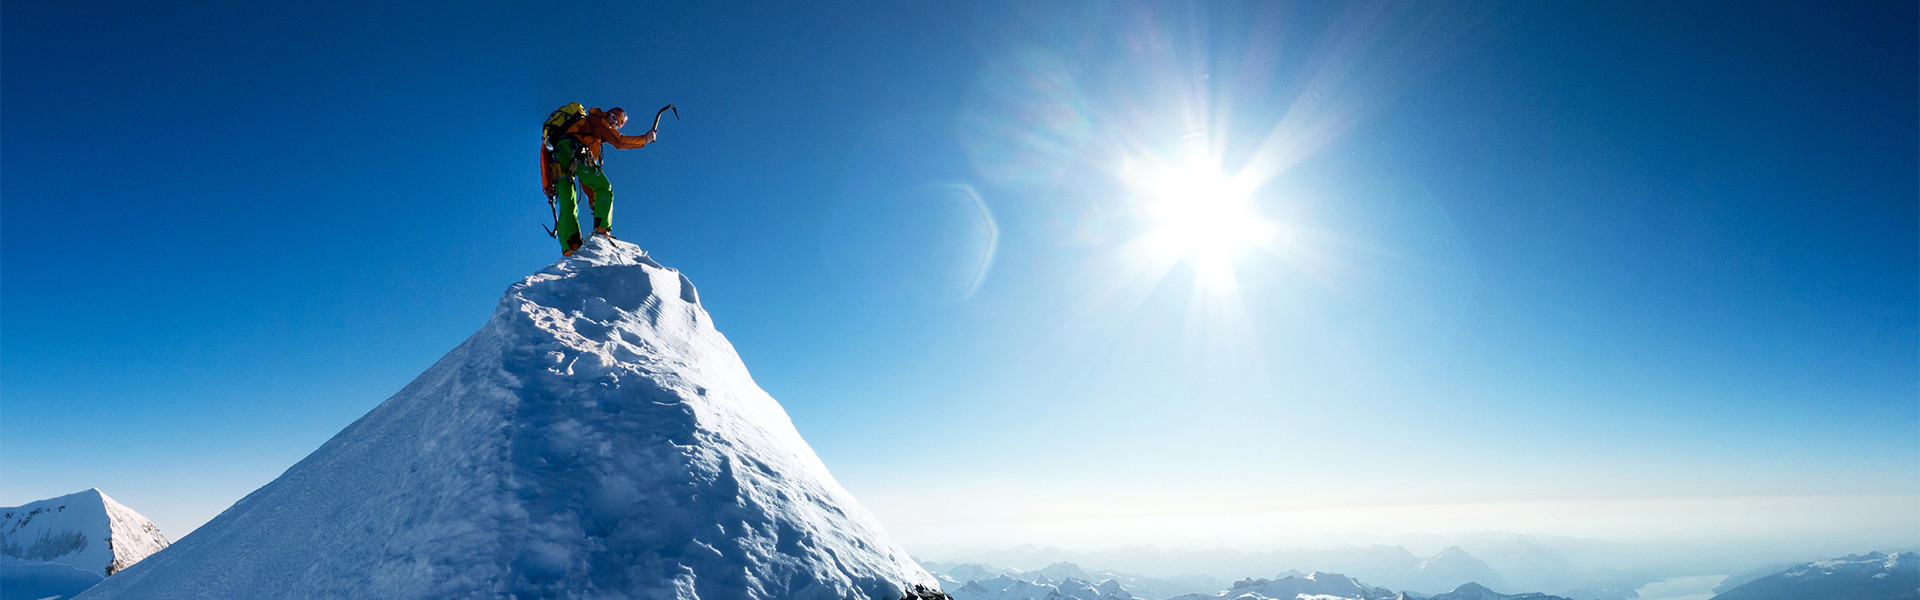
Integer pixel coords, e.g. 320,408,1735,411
79,237,938,599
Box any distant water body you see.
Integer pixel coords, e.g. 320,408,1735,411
1633,575,1729,600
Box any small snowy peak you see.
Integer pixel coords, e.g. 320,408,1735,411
1,489,169,576
78,237,936,599
2,489,169,600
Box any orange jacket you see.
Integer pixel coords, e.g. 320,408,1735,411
565,107,652,165
542,107,655,195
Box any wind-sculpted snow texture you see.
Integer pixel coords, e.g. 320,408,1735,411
80,237,937,600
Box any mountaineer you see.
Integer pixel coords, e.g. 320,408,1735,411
540,104,659,256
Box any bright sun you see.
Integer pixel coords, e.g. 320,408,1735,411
1129,158,1273,271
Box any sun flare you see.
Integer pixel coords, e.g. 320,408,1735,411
1134,163,1271,264
1122,152,1281,288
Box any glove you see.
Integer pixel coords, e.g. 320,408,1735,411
646,130,658,144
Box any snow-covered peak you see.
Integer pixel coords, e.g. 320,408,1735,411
1,488,169,577
78,237,937,599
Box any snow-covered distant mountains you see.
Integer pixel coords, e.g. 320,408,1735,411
951,575,1138,600
923,560,1223,599
1166,573,1574,600
929,548,1920,600
933,544,1514,595
925,561,1568,600
1,489,169,600
75,238,939,599
1710,551,1917,600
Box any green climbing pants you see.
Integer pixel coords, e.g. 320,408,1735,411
552,143,615,251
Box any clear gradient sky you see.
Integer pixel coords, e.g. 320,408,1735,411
3,1,1915,560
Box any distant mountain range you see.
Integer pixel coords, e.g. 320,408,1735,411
925,548,1920,600
922,534,1668,598
949,574,1139,600
921,560,1222,599
930,543,1523,596
922,561,1570,600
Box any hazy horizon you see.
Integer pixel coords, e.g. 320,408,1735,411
878,495,1918,577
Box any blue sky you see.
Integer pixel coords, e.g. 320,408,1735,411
4,1,1915,557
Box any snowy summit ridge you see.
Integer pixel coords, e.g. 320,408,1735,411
81,237,938,599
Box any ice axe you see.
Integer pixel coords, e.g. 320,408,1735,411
650,104,678,136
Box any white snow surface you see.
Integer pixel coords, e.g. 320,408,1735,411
78,237,937,599
1,488,170,577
